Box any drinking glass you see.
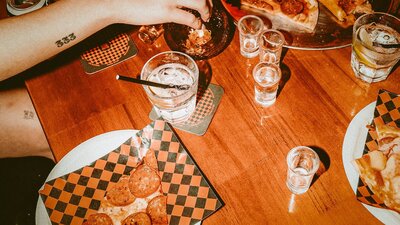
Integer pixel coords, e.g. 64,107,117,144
140,51,199,123
286,146,320,195
351,12,400,83
237,15,264,58
138,24,164,44
252,62,281,107
259,29,285,65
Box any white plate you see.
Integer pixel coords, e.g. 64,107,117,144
342,102,400,225
35,129,138,225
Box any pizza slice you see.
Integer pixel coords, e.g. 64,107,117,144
353,124,400,213
375,123,400,155
241,0,319,31
84,149,168,225
317,0,373,24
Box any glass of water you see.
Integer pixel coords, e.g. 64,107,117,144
140,51,199,124
238,15,264,58
252,62,281,107
286,146,320,195
351,12,400,83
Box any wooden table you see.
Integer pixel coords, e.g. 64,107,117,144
4,5,400,225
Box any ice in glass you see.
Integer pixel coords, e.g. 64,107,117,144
141,51,199,123
351,13,400,83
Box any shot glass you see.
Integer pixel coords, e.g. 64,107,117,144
237,15,264,58
140,51,199,124
351,12,400,83
259,29,285,65
252,62,281,107
138,24,164,44
286,146,320,195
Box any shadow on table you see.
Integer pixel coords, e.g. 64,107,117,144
277,62,291,98
309,145,331,186
196,60,213,102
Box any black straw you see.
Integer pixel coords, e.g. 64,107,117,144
116,75,190,91
373,42,400,49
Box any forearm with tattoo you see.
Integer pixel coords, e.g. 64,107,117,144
55,33,76,47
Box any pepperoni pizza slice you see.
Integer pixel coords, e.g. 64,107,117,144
83,149,168,225
317,0,373,24
241,0,319,31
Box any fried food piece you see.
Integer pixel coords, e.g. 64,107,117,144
185,25,212,55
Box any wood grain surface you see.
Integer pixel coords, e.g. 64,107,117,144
2,2,400,224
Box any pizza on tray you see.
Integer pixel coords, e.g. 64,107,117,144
240,0,373,31
318,0,373,24
83,149,168,225
241,0,319,31
353,124,400,213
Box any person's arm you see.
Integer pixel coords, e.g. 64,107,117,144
0,0,211,81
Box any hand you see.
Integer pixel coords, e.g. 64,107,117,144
113,0,212,29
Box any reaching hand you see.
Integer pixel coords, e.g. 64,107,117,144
113,0,213,29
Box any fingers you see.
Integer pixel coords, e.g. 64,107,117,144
207,0,213,9
176,0,211,22
170,8,202,29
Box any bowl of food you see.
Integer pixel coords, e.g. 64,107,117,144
164,3,235,60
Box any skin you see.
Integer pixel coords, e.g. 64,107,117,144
0,0,212,81
0,0,211,159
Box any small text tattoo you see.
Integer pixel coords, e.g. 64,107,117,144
55,33,76,47
24,110,35,119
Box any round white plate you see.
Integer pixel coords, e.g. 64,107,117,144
35,130,138,225
342,102,400,225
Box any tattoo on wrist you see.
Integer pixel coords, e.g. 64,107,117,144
55,33,76,47
24,110,35,120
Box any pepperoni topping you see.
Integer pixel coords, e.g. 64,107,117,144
83,213,113,225
121,212,152,225
129,164,161,198
106,175,136,206
146,195,168,225
280,0,304,15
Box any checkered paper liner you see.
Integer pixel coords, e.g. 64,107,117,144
80,33,137,74
356,89,400,210
39,120,223,225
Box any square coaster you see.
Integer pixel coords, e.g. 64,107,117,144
149,83,224,136
80,33,138,74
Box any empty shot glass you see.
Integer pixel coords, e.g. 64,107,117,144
259,29,285,65
138,24,164,44
252,62,281,107
238,15,264,58
286,146,320,195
